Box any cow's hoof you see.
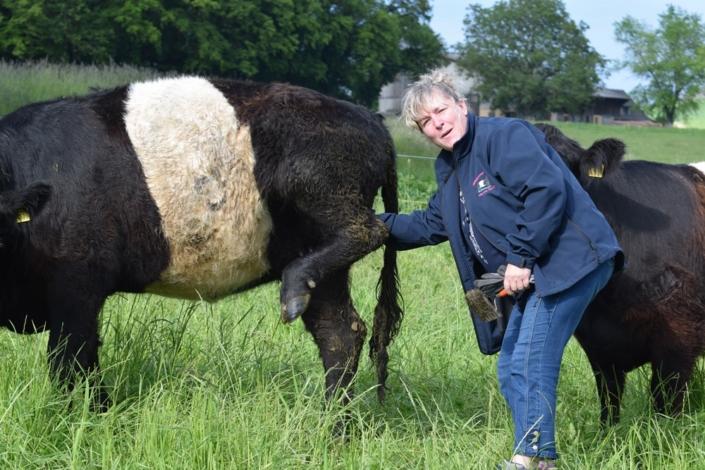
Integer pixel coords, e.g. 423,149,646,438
281,294,311,323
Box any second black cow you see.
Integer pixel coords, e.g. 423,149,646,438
0,76,402,412
537,123,705,425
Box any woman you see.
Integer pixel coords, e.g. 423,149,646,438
379,70,623,469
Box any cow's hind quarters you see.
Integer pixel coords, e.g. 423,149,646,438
281,293,311,323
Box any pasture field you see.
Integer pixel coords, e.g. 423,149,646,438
2,246,704,469
0,60,168,117
2,62,705,468
680,100,705,130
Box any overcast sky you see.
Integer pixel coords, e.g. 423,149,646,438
430,1,705,93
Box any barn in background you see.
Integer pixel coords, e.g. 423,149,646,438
550,88,655,126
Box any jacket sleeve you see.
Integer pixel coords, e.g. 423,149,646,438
487,122,566,269
378,190,448,250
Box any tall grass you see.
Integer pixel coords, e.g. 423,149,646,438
0,60,169,116
3,248,703,468
1,62,705,469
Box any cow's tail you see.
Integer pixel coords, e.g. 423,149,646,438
369,141,403,403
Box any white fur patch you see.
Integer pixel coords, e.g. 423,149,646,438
690,162,705,174
124,76,272,301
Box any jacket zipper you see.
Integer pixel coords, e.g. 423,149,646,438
567,215,599,262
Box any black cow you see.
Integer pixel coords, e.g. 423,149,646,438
0,76,402,413
537,123,705,425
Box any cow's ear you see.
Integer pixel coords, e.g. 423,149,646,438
582,138,625,180
21,182,52,215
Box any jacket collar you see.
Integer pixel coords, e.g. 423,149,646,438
452,113,477,162
434,113,478,182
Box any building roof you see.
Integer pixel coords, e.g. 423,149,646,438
594,88,630,100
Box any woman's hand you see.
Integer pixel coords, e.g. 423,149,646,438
503,263,532,296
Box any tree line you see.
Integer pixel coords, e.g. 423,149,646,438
1,0,704,125
0,0,444,107
458,0,705,126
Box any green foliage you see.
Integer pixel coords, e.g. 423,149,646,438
615,5,705,126
0,0,444,107
0,0,116,63
456,0,605,119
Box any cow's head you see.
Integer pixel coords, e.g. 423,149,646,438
0,182,51,238
535,123,626,186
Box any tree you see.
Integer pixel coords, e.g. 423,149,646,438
0,0,444,108
615,5,705,126
456,0,606,119
0,0,115,63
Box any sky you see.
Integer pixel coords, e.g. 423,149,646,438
430,1,705,93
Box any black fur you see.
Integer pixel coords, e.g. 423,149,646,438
537,123,705,425
0,182,51,235
0,78,402,414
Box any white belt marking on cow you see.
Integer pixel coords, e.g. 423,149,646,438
690,162,705,174
124,76,272,300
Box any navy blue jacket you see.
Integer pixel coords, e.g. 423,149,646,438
380,115,624,297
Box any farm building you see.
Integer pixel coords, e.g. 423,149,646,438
550,88,655,126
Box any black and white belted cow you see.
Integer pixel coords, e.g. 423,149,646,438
536,123,705,425
0,76,402,412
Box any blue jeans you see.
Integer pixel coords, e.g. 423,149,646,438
497,259,615,459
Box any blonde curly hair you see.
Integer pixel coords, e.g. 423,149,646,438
401,69,467,130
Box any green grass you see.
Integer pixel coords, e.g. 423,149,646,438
679,99,705,130
0,60,169,116
2,61,705,469
542,121,705,164
3,248,704,468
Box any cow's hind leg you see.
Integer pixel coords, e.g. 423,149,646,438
591,362,627,426
300,269,367,431
280,206,387,323
47,265,110,410
650,354,695,417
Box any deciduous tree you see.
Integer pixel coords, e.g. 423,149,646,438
615,5,705,126
0,0,443,107
456,0,605,119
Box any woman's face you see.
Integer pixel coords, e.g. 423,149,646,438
416,94,468,151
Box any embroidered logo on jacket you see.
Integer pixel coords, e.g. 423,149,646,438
473,172,495,197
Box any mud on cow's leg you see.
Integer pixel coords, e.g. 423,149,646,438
300,269,367,428
280,207,388,323
47,266,110,411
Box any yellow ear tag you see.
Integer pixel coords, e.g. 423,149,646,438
588,164,604,178
16,207,30,223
